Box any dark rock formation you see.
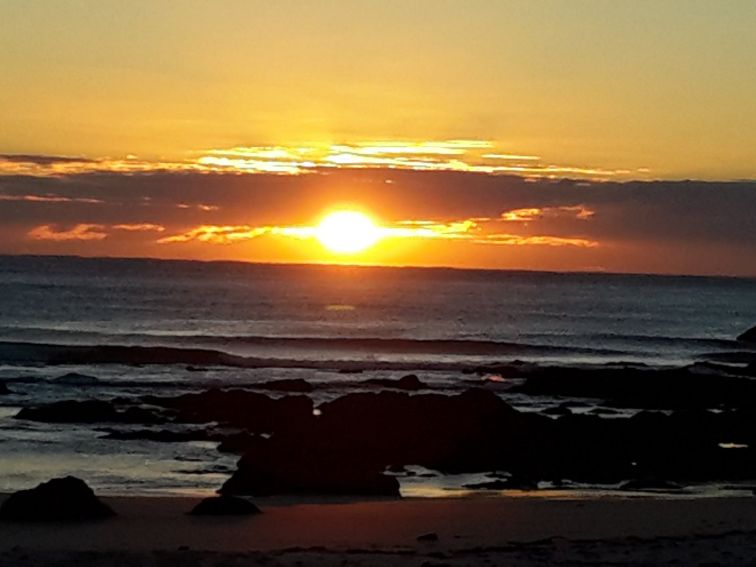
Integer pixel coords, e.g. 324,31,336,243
189,496,261,516
0,381,9,395
99,429,211,443
142,388,314,433
222,389,528,496
364,374,427,390
0,476,114,521
16,400,164,424
737,325,756,344
511,365,756,410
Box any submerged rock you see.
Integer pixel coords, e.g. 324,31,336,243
619,479,683,491
0,476,115,521
52,372,100,385
189,496,261,516
364,374,427,390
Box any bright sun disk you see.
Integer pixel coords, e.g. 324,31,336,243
315,211,381,254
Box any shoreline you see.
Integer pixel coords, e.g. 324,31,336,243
1,495,755,565
2,494,755,549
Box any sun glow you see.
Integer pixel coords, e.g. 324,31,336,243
315,211,381,254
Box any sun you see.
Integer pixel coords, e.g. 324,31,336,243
315,211,381,254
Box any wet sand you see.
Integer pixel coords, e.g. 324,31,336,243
1,494,755,565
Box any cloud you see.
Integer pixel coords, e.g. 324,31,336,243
0,140,638,181
0,193,103,204
157,225,313,245
27,224,108,241
477,234,598,247
112,223,165,232
156,217,596,249
501,206,595,222
2,162,754,275
0,154,96,165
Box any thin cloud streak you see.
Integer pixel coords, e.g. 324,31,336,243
27,224,108,241
0,140,643,181
156,217,596,249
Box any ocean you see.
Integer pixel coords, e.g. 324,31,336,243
1,255,755,496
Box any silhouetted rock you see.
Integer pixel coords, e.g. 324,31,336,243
511,364,756,410
100,429,210,442
252,378,314,393
189,496,261,516
216,432,265,454
0,382,8,395
16,400,164,424
142,389,314,432
417,532,439,542
0,476,114,521
221,426,401,496
542,403,573,416
364,374,427,390
619,479,683,491
465,475,539,491
737,325,756,344
52,372,100,385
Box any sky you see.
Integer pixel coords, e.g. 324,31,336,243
1,1,755,275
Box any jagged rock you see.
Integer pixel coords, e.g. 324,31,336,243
16,400,164,424
364,374,427,390
142,388,314,432
189,496,261,516
100,429,210,442
737,325,756,344
0,476,114,521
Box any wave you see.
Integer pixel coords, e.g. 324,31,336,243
0,339,629,372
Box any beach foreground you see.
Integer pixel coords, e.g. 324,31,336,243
1,495,755,565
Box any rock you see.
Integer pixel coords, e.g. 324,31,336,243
253,379,314,393
221,435,401,497
542,404,573,417
142,389,314,433
0,476,115,521
216,432,265,454
511,364,756,410
16,400,164,424
417,532,439,542
52,372,100,385
737,325,756,344
465,475,539,491
16,400,119,423
619,479,683,491
100,429,210,442
189,496,261,516
364,374,427,391
0,382,9,395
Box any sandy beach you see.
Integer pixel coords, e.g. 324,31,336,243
2,494,755,565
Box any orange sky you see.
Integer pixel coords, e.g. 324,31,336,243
1,2,755,275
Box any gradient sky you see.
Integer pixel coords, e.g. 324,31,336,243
1,1,755,275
